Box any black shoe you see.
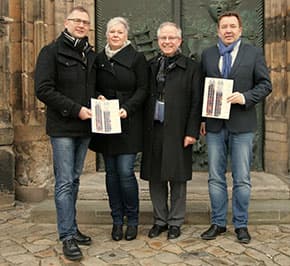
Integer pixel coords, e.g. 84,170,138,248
62,238,83,261
235,227,251,244
168,226,181,239
73,229,92,245
112,224,123,241
148,224,168,238
201,224,227,240
125,225,138,241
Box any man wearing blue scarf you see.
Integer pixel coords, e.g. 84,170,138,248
200,11,272,243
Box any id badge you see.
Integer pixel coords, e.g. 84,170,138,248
154,100,165,122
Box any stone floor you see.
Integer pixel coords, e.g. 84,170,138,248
1,202,290,265
1,171,290,265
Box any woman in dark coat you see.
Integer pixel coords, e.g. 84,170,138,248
89,17,148,241
140,22,202,239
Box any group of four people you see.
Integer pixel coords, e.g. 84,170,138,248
35,6,272,261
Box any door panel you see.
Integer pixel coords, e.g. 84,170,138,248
95,0,265,171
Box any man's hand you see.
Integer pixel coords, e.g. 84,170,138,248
227,92,245,105
78,107,92,120
184,136,197,147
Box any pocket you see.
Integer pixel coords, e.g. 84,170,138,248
57,56,79,78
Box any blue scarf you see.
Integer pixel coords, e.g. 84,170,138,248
218,38,240,78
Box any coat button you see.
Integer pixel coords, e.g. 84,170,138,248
62,109,68,116
101,64,104,67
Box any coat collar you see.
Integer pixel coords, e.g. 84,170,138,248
57,34,96,71
229,41,245,77
212,40,246,78
149,53,187,74
102,44,136,68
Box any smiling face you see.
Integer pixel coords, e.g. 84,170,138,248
106,22,128,51
157,25,182,57
64,10,90,39
218,15,242,46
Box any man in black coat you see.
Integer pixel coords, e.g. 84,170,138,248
35,6,96,261
200,11,272,244
141,22,202,239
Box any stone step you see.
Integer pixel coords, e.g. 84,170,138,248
30,198,290,225
74,171,290,201
31,171,290,225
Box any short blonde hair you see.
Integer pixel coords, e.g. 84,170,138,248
106,17,129,36
157,22,182,38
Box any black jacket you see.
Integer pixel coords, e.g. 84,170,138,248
89,44,148,155
35,33,97,137
201,41,272,133
140,54,202,181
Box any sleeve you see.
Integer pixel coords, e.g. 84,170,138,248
120,52,149,116
243,47,272,109
185,61,203,138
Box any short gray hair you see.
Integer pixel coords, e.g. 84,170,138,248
106,17,129,35
67,6,90,19
157,22,182,38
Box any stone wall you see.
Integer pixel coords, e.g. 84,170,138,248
1,0,96,203
0,1,16,208
264,0,290,176
0,0,289,204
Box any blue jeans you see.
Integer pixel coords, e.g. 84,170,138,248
103,154,139,226
51,137,90,241
206,127,254,228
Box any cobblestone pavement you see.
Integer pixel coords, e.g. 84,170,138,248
1,202,290,265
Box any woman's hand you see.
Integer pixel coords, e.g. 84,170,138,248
200,122,206,136
97,95,107,100
119,108,127,119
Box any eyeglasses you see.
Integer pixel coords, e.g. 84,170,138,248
68,18,90,26
158,36,180,41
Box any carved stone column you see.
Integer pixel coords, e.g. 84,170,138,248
264,0,290,176
11,0,95,202
0,2,15,208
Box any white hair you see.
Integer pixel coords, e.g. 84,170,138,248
106,17,129,35
157,22,182,38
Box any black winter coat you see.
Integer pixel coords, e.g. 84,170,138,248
140,54,202,182
35,33,97,137
89,44,148,155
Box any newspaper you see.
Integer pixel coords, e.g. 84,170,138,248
202,77,234,120
91,98,121,134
